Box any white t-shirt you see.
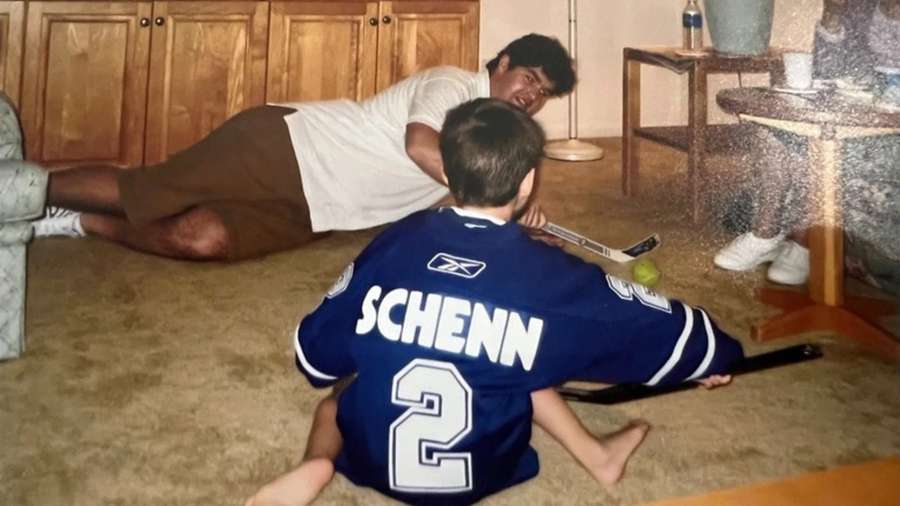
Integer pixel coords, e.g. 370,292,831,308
279,67,491,232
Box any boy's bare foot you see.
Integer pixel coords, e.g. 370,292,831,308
245,458,335,506
697,374,732,389
587,420,651,486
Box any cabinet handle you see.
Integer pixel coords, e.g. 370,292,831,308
369,17,378,26
139,17,150,27
382,15,392,24
154,16,165,26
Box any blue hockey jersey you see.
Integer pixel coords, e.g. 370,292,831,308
294,208,744,504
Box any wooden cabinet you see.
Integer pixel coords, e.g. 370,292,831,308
266,0,479,103
10,0,478,167
144,2,268,163
20,1,267,167
374,1,478,93
0,1,24,107
21,2,153,167
267,1,379,102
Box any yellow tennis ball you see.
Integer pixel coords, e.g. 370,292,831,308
632,258,660,287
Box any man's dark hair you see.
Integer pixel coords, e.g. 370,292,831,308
486,33,576,96
440,98,545,207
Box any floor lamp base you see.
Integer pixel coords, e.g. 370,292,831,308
545,139,605,161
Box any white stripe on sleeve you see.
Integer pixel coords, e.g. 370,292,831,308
294,323,339,381
645,302,694,386
686,308,717,380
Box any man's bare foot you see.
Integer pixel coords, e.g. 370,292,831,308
586,420,651,486
245,458,334,506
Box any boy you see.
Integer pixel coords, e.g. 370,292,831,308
248,99,743,505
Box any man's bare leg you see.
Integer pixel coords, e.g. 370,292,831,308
41,164,235,260
79,207,230,260
246,389,345,506
47,165,126,215
531,388,650,486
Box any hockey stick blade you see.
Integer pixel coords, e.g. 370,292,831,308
542,222,661,263
556,343,823,405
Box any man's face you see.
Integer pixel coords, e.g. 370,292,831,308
490,55,557,115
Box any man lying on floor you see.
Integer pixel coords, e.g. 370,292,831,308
7,34,574,261
246,98,743,506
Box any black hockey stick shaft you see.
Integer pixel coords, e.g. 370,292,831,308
556,343,823,405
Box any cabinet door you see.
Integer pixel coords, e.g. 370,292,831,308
268,1,378,103
20,2,152,167
375,1,478,92
144,1,268,165
0,1,24,107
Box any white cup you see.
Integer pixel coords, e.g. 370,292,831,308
783,52,813,90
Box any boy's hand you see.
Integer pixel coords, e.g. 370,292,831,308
517,202,548,229
518,203,564,247
696,374,732,389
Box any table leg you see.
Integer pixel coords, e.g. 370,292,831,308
688,65,707,222
752,303,899,359
622,56,641,196
807,136,844,306
752,135,899,360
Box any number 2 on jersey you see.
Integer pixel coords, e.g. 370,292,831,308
606,274,672,313
389,359,474,493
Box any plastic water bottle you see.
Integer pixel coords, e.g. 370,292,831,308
682,0,703,51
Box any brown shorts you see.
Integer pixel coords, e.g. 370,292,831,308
118,105,324,260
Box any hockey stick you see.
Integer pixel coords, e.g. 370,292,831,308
542,222,660,263
556,343,823,405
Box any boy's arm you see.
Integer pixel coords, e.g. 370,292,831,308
294,264,361,388
528,271,745,391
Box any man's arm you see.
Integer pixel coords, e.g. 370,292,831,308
405,122,447,186
406,121,552,230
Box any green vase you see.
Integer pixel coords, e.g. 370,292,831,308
704,0,774,56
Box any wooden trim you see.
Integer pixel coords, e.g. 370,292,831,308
0,1,24,107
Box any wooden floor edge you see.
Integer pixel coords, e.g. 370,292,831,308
644,456,900,506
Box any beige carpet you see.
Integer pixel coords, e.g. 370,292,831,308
2,139,898,505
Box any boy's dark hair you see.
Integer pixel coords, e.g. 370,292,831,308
486,33,576,96
440,98,545,207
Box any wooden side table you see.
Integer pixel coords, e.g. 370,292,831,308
717,87,900,360
622,47,784,221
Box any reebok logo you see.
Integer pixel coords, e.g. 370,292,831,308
427,253,486,279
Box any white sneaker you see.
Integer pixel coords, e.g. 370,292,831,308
767,241,810,285
714,232,785,271
33,206,85,238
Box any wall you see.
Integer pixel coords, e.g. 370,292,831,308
480,0,822,139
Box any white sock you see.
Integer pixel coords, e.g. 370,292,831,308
33,207,85,238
